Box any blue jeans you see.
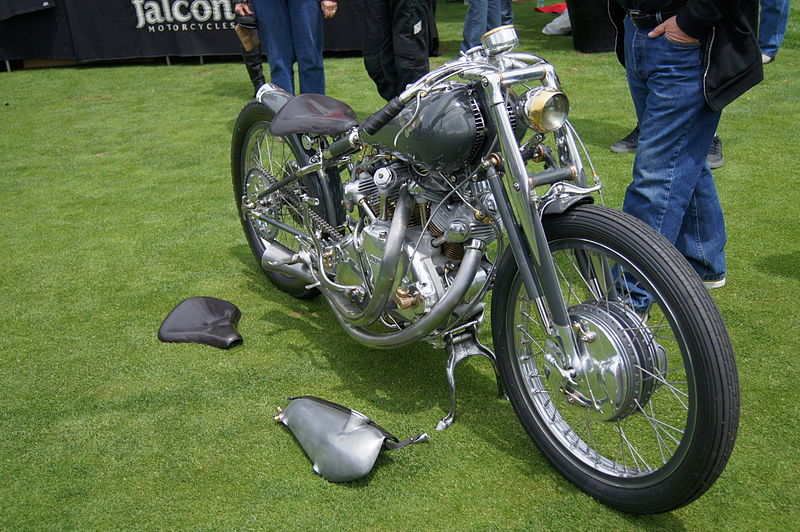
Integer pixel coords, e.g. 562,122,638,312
501,0,513,26
252,0,325,95
758,0,790,58
622,17,726,284
461,0,501,52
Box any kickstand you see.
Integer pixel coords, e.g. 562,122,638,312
437,324,506,430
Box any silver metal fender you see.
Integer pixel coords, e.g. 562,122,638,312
275,396,427,482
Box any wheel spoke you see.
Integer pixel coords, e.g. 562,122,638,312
241,122,310,255
635,399,679,464
636,365,689,409
615,422,652,472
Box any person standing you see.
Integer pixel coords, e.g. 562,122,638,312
363,0,430,101
234,0,338,95
608,0,762,289
758,0,790,63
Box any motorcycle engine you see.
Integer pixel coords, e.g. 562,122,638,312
337,157,497,325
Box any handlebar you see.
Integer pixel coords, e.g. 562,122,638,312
324,96,406,159
359,97,406,136
324,51,553,160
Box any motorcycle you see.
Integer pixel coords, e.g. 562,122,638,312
230,26,739,514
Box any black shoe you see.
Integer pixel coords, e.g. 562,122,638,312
610,126,639,154
707,135,724,169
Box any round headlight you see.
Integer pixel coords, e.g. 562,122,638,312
519,87,569,133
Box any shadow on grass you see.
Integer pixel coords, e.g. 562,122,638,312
756,250,800,281
227,244,693,523
207,78,251,101
568,118,637,153
228,245,517,422
229,245,556,484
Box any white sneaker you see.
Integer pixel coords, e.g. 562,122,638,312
703,278,726,290
762,53,774,64
542,9,571,35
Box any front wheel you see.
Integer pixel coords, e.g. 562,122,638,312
491,204,739,513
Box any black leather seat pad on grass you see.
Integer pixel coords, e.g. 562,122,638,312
158,297,242,349
269,93,358,137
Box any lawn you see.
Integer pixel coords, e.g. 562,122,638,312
1,1,798,529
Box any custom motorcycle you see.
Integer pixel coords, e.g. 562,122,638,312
230,26,738,513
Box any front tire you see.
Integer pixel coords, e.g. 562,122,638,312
491,204,739,513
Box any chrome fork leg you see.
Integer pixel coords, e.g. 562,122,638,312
437,325,506,430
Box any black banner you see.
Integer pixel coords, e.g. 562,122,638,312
0,0,366,63
0,0,55,22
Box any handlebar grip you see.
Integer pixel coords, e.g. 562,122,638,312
359,97,406,136
326,132,357,159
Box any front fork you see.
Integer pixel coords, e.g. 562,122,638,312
480,72,582,368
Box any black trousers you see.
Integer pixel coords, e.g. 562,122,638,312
363,0,430,101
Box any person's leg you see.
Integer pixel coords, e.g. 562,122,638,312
487,0,501,32
500,0,513,26
364,0,397,100
622,17,725,280
253,0,295,94
758,0,790,59
289,0,325,94
673,166,727,282
461,0,488,52
242,43,266,93
391,0,429,97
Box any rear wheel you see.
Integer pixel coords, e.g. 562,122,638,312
231,101,330,298
491,204,739,513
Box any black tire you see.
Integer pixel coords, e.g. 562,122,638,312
231,101,331,298
491,204,739,513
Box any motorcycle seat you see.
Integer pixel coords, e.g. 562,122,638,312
270,93,358,137
158,296,242,349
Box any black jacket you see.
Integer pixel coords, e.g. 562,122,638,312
608,0,763,111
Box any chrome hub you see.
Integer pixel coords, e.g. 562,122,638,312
547,302,665,422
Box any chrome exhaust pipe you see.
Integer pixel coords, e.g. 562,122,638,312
260,242,315,285
337,240,486,348
320,186,414,327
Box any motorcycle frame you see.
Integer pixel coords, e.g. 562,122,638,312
254,53,590,366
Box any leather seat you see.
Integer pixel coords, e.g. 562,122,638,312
269,93,358,137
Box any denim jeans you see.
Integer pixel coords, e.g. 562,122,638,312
622,17,726,283
461,0,501,52
252,0,325,95
501,0,513,26
758,0,790,58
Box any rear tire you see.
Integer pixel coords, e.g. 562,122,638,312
231,101,330,298
491,204,739,513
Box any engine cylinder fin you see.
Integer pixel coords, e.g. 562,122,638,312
430,221,465,261
466,94,487,164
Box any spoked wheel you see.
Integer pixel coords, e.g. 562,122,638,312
491,204,739,513
232,101,332,298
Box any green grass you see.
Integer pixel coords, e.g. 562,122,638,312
1,2,799,529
